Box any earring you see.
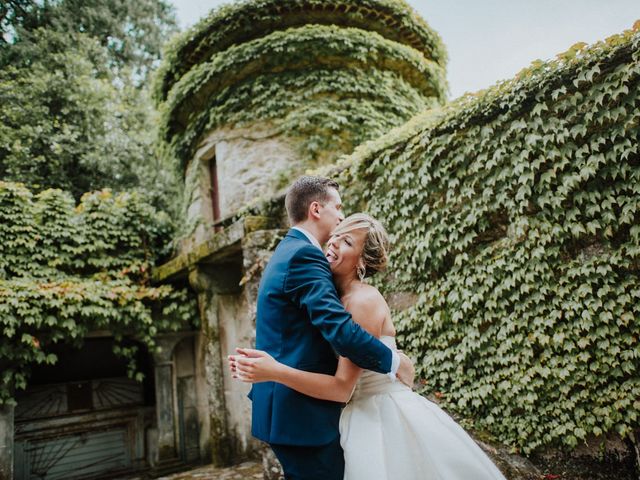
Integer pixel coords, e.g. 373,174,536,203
357,265,366,281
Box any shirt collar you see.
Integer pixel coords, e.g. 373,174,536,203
291,226,323,251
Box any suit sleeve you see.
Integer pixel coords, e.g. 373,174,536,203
284,244,392,374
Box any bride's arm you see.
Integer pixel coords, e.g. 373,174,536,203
230,290,387,403
231,351,361,403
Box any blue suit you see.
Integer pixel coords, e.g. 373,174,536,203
250,229,392,478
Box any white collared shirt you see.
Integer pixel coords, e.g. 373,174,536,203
291,225,400,381
292,225,322,251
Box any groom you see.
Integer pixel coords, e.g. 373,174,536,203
245,176,413,479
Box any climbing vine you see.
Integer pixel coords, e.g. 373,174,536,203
154,0,446,102
0,182,197,405
152,0,639,455
339,26,640,453
157,24,446,172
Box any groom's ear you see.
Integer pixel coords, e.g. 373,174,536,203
308,201,321,219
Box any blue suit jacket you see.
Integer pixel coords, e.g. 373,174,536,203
250,228,393,446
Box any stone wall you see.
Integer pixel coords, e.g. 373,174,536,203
180,125,301,248
217,293,254,456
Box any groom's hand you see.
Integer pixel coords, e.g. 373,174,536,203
396,352,415,389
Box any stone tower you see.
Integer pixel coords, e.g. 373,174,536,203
153,0,447,468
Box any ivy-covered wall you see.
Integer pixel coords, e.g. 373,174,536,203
158,24,446,169
0,182,196,405
153,0,447,103
338,27,640,454
154,0,449,251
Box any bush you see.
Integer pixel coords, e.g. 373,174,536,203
0,182,196,405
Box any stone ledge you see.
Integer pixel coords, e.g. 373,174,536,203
152,216,279,283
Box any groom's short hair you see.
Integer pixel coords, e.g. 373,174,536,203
285,176,339,224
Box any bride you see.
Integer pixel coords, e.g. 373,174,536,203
229,213,506,480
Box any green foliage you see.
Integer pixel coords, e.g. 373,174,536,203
154,0,446,102
1,0,177,79
0,29,121,198
0,0,182,217
0,182,197,406
157,23,447,173
340,27,640,453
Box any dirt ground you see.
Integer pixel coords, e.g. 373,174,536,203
156,461,263,480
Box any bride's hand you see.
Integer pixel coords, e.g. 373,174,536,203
396,351,415,389
228,348,282,383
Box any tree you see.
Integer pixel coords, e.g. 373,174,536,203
1,0,176,80
1,29,112,196
0,0,181,216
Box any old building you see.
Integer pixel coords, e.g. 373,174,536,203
0,1,447,478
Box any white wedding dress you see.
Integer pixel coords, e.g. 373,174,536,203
339,336,507,480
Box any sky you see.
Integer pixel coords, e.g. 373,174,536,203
168,0,640,100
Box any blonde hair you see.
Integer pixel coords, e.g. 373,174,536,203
332,213,389,278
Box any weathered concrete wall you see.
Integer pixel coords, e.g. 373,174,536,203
193,332,212,463
214,132,300,219
217,293,256,458
188,252,264,465
189,267,232,466
0,404,13,480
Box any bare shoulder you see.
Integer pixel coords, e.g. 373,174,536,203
348,284,387,311
345,284,389,337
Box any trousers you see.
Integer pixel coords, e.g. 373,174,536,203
270,436,344,480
